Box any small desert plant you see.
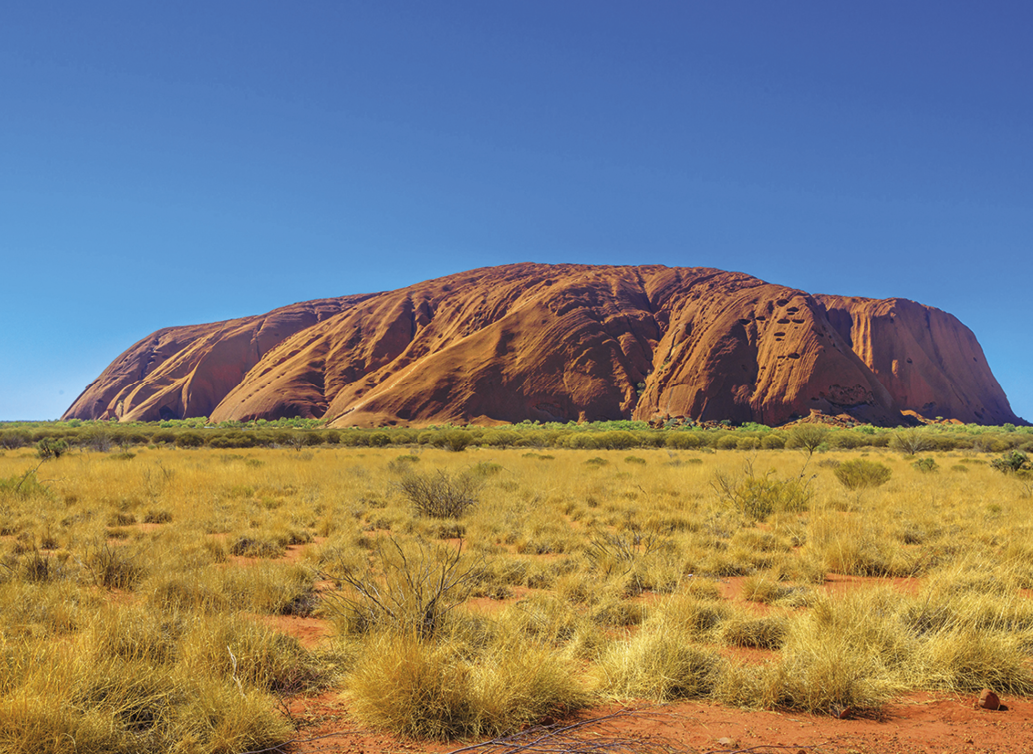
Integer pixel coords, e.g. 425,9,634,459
179,613,322,694
84,544,146,590
833,459,892,490
229,535,286,559
912,457,939,473
991,450,1031,474
470,461,504,477
808,515,918,577
346,630,589,739
891,429,934,455
585,528,669,577
398,470,479,518
0,468,51,500
142,508,173,524
713,461,810,521
388,454,421,473
762,633,898,714
915,627,1033,694
323,537,480,637
648,594,732,640
720,614,789,650
786,424,830,457
346,630,474,738
596,623,723,702
36,438,69,460
740,573,797,604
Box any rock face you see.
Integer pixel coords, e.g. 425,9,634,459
63,295,370,422
63,263,1022,427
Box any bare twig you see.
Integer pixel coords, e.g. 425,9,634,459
228,646,245,697
13,460,47,493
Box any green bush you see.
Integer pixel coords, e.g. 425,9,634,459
786,425,831,456
713,464,810,521
435,430,473,453
665,432,703,450
991,451,1031,474
912,458,939,474
833,460,892,491
174,432,205,448
36,438,69,460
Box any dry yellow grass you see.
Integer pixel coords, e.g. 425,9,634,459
1,440,1032,746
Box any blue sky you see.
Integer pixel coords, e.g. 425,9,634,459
1,2,1030,422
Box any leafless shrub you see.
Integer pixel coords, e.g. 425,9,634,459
399,470,480,518
321,536,481,637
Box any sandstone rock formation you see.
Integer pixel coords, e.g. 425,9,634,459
63,264,1022,427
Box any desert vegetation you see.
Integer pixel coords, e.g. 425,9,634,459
1,418,1032,751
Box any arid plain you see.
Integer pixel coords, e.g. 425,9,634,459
2,422,1033,753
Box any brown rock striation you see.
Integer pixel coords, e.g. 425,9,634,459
63,263,1022,427
816,295,1016,425
62,295,371,422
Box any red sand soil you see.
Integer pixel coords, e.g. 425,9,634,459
257,614,332,649
265,565,1033,754
238,530,1033,754
279,693,1033,754
718,573,923,606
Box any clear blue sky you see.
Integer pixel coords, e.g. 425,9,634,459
1,2,1030,422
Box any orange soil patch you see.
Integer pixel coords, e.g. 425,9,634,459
256,614,331,649
819,573,923,597
279,693,1033,754
716,645,779,666
207,536,1033,753
717,573,923,607
129,522,166,533
465,587,532,615
285,538,327,562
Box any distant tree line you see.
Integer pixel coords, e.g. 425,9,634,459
1,417,1031,455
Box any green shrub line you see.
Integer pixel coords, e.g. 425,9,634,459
2,418,1032,456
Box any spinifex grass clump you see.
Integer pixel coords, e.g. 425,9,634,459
595,619,723,702
834,459,892,490
0,605,302,754
331,537,592,739
720,614,789,650
346,628,591,740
